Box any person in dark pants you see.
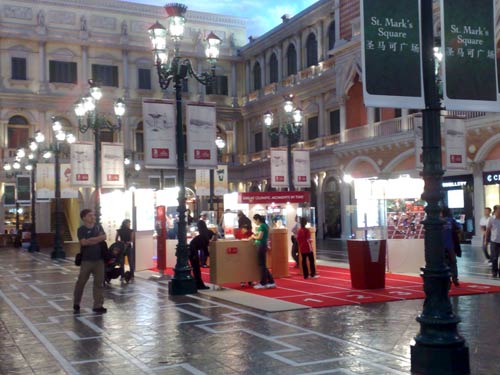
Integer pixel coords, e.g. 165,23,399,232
480,207,493,263
485,206,500,278
115,219,135,281
251,214,275,289
296,217,318,279
188,234,210,290
197,217,213,267
442,206,460,286
291,216,300,268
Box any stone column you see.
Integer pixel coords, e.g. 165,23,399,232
39,42,49,93
471,161,486,245
339,96,347,143
318,94,325,137
81,46,88,92
277,47,283,81
367,107,375,137
245,61,250,94
401,109,409,131
122,50,130,99
231,62,238,107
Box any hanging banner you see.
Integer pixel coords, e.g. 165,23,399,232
441,0,500,111
361,0,425,109
16,175,31,204
445,118,467,170
186,103,217,169
3,184,16,206
70,142,94,187
60,163,79,198
36,163,55,199
101,143,125,188
142,99,177,169
292,150,311,188
214,165,228,195
414,116,423,170
270,148,288,188
195,169,210,196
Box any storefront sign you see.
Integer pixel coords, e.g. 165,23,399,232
441,0,500,111
483,171,500,185
361,0,425,109
142,99,177,169
444,118,466,170
238,191,310,204
292,150,311,188
61,164,78,198
270,148,288,188
36,163,54,199
186,103,217,169
16,175,31,204
101,143,125,188
70,142,94,187
3,184,15,206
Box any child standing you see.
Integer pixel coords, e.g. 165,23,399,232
296,217,318,279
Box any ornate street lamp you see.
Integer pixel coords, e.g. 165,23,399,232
148,3,221,295
74,79,125,225
263,94,303,191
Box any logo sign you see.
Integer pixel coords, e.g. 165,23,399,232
152,148,169,159
275,176,285,182
76,174,89,181
440,0,500,111
297,176,307,182
361,0,425,109
106,174,120,181
483,171,500,185
226,247,238,254
450,155,462,163
238,191,310,204
194,149,211,160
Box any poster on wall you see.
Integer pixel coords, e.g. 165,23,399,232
70,142,94,187
292,150,311,188
440,0,500,111
101,143,125,188
142,99,177,169
16,175,30,204
270,148,288,188
361,0,425,109
196,169,210,196
445,118,467,170
36,163,55,199
3,184,15,206
186,103,217,169
60,164,79,198
214,165,228,195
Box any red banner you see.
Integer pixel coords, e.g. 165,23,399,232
238,191,310,204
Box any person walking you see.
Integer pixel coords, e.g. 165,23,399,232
480,207,492,264
485,206,500,278
115,219,135,281
73,209,107,314
296,217,318,279
442,206,461,286
251,214,276,289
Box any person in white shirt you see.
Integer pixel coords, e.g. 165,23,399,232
479,207,492,263
484,206,500,278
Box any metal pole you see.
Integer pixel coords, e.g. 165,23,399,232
29,164,40,252
287,133,294,191
209,169,214,211
94,123,101,226
51,143,65,259
14,201,21,248
160,168,164,190
410,0,469,373
169,71,196,295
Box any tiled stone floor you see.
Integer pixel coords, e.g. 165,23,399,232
1,246,499,375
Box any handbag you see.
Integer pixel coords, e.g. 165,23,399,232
75,253,82,266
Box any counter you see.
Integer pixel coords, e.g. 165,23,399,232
209,239,260,284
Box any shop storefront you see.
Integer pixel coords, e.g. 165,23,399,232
442,174,474,238
483,170,500,210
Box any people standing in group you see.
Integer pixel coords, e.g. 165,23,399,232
73,209,107,314
296,217,318,279
480,207,492,264
485,205,500,278
291,215,300,268
442,206,461,286
115,219,135,281
250,214,276,289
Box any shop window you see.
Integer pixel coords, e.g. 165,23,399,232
149,176,176,190
138,68,151,90
270,131,280,147
395,108,402,118
330,110,340,135
308,116,318,140
306,33,318,67
253,62,262,91
254,132,263,152
91,64,119,87
286,44,297,76
206,76,228,95
269,53,278,84
11,57,27,80
7,116,29,151
328,21,336,50
49,60,77,84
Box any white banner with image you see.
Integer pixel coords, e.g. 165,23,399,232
214,165,228,195
61,164,79,198
186,103,217,169
292,150,311,188
196,169,210,197
445,118,467,170
142,99,177,169
36,163,55,199
101,143,125,188
270,148,288,188
70,142,94,187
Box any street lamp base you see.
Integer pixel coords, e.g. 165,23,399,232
411,343,470,375
28,242,40,252
168,277,197,295
51,248,66,259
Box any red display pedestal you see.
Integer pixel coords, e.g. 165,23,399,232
347,239,386,289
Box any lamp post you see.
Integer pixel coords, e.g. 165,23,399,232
263,94,303,191
410,0,470,373
3,156,24,247
45,118,76,259
209,136,226,211
343,174,354,239
74,79,125,226
148,3,221,295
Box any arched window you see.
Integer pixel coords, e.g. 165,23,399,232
7,115,29,150
306,33,318,67
286,44,297,76
269,53,278,84
253,61,262,91
328,21,336,50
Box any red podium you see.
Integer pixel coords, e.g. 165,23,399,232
347,239,386,289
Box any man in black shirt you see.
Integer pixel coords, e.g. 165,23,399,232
237,210,252,231
73,209,107,314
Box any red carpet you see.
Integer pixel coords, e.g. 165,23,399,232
152,264,500,308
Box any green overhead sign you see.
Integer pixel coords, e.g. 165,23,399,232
361,0,424,109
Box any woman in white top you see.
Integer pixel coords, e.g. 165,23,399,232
480,207,492,263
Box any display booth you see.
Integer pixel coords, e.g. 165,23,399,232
350,176,425,274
